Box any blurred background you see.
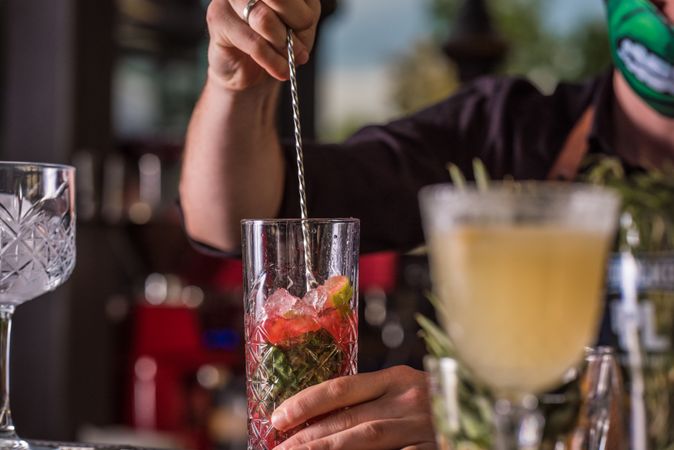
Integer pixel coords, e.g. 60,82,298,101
0,0,611,448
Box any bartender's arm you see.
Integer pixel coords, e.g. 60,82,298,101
180,2,437,449
179,0,320,252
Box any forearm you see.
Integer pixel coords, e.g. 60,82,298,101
180,76,285,252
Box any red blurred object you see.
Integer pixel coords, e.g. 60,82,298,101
128,304,240,433
359,252,399,293
212,259,243,290
133,306,202,360
187,250,398,295
180,254,243,291
209,252,399,293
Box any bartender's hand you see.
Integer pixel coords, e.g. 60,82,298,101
271,366,437,450
205,0,321,90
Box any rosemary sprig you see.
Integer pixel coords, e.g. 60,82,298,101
473,159,490,192
417,310,493,449
447,163,466,190
416,313,455,358
583,156,674,252
446,159,490,191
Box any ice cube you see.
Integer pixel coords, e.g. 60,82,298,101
303,286,329,310
293,297,318,316
264,288,301,319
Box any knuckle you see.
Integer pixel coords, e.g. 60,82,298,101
360,421,385,442
403,385,429,406
282,433,307,447
326,377,350,399
395,365,425,382
251,9,284,47
311,1,322,21
384,365,411,382
249,4,271,28
307,441,331,450
205,2,222,26
336,409,357,431
296,10,314,29
388,364,409,375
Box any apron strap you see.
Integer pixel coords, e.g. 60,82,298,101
547,106,596,181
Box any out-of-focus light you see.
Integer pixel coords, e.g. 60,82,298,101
204,329,240,351
165,274,183,303
106,294,129,322
622,212,641,248
197,365,221,389
145,273,167,305
139,153,161,209
135,356,157,382
139,153,160,175
365,298,387,326
381,321,404,349
182,285,204,309
129,202,152,224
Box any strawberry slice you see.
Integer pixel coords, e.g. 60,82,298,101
318,307,354,344
262,315,321,346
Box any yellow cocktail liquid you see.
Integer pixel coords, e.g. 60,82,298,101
429,225,611,397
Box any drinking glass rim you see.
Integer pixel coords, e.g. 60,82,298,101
241,218,360,226
419,181,619,203
0,161,75,171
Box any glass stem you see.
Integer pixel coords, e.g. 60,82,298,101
493,399,544,450
0,305,16,438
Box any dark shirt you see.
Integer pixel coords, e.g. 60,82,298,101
184,70,621,346
278,70,617,254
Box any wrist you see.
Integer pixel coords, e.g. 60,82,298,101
203,73,281,126
206,67,279,95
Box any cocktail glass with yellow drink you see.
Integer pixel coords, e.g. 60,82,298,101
419,183,620,450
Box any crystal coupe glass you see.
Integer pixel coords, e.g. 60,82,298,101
420,183,620,450
0,163,76,449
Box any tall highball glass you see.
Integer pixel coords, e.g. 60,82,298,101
241,219,359,449
0,163,76,449
419,183,620,450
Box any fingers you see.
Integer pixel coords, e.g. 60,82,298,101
207,0,318,85
241,0,288,52
259,0,318,31
273,367,435,450
294,0,321,54
272,371,392,431
209,0,289,80
231,0,318,58
274,416,436,450
277,398,401,446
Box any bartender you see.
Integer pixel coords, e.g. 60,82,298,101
180,0,674,448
